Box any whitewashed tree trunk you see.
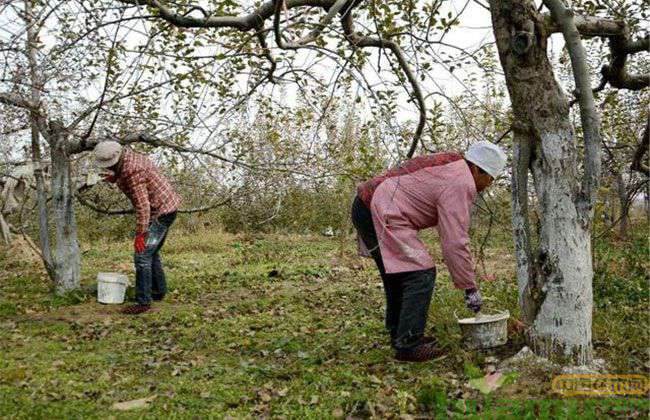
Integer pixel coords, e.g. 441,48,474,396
490,0,600,364
529,132,593,364
50,131,81,294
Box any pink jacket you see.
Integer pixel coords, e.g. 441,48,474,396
366,158,478,290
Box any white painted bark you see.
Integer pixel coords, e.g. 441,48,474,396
530,131,593,364
0,214,10,245
543,0,602,214
489,0,596,364
50,136,81,294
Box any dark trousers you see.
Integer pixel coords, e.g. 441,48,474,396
134,211,177,305
351,196,436,351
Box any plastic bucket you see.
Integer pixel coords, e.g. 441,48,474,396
457,310,510,349
97,272,128,304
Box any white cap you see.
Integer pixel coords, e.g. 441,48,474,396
465,141,507,178
93,141,123,168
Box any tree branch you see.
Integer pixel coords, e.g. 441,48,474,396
543,0,603,215
295,0,349,45
77,192,232,215
546,14,649,92
341,14,425,158
631,115,649,176
255,28,277,83
118,0,337,31
601,33,649,91
0,92,37,110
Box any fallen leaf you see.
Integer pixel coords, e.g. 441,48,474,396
332,408,344,419
111,395,156,411
468,371,517,394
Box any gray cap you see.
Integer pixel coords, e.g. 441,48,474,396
465,141,507,178
93,141,123,168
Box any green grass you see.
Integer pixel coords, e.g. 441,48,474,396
0,223,648,418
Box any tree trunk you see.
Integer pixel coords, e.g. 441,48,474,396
0,214,10,245
49,131,81,294
25,0,55,276
646,182,650,224
489,0,593,364
615,173,629,238
31,129,55,275
528,131,593,364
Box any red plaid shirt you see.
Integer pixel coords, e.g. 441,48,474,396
116,149,182,233
357,152,464,207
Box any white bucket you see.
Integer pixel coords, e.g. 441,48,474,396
457,310,510,349
97,272,128,304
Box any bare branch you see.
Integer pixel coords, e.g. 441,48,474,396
0,92,36,110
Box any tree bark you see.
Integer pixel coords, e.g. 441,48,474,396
489,0,594,364
49,130,81,294
25,0,55,275
615,173,629,238
511,127,537,325
31,130,55,275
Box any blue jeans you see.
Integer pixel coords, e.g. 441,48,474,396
134,212,177,305
351,196,436,351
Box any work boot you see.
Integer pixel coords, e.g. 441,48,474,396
121,304,151,315
421,336,437,345
152,294,165,301
394,341,446,362
391,335,436,347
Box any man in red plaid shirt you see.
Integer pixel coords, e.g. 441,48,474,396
94,141,181,315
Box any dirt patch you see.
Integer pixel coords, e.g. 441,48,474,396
4,234,42,265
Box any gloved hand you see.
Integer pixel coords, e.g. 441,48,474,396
134,232,147,253
103,173,117,183
101,170,116,183
465,288,483,313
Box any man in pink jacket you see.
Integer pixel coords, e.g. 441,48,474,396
351,141,506,362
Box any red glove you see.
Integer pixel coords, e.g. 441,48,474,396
103,173,117,183
101,170,117,183
134,233,147,253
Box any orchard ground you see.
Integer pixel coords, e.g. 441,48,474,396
0,219,648,418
